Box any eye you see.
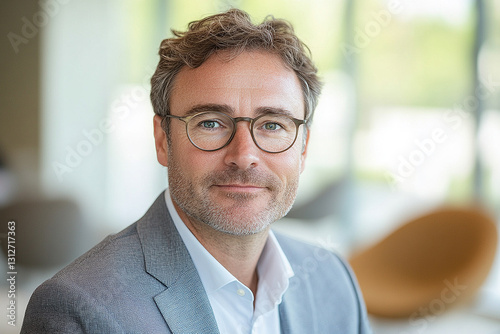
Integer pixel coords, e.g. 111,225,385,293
200,120,221,129
263,122,282,131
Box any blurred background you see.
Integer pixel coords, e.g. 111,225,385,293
0,0,499,332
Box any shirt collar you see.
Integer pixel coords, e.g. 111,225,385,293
256,232,294,316
164,189,294,303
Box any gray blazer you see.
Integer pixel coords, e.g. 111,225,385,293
21,192,371,333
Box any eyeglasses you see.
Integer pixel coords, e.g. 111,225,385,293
163,111,307,153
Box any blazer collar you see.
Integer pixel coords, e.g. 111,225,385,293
136,192,219,334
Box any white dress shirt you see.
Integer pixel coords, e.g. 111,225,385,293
165,190,294,334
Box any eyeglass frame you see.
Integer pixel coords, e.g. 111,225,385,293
161,111,309,153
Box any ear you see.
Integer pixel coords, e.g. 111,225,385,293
153,115,169,167
300,128,310,174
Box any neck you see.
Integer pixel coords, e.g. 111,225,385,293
173,202,268,297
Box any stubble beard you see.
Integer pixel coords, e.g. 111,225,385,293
167,156,299,236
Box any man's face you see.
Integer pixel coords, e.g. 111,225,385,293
154,51,309,235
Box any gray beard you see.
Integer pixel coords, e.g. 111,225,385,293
167,159,299,236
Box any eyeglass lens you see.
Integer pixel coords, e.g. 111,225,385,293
186,112,300,152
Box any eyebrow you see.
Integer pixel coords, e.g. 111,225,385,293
182,104,297,118
254,107,296,118
183,104,233,116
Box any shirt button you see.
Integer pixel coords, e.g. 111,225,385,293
236,288,245,296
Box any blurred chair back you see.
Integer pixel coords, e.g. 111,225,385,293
1,198,84,268
349,207,498,318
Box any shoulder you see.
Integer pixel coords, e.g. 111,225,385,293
20,224,140,333
22,221,170,333
21,275,126,333
54,223,140,278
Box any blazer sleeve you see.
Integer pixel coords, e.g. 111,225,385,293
21,278,125,334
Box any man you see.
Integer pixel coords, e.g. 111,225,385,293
22,9,371,333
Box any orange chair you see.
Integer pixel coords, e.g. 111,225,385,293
349,207,498,318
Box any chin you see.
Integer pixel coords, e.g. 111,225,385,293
204,207,279,236
211,221,271,236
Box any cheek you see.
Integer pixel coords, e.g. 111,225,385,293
170,140,221,177
268,149,303,181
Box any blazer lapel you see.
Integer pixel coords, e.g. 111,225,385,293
137,193,219,334
279,266,317,333
279,276,316,334
154,269,219,334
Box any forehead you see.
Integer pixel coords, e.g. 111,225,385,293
170,51,305,117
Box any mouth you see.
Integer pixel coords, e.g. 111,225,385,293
213,184,267,194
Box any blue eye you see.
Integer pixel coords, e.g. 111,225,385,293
201,120,220,128
263,122,282,131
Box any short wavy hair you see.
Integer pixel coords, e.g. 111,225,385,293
150,8,322,127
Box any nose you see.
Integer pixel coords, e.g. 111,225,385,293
223,121,260,170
